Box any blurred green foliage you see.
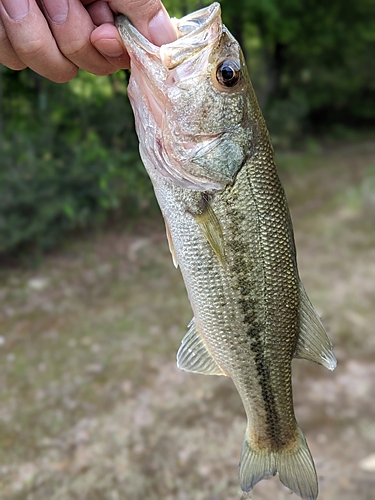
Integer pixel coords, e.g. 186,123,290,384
215,0,375,139
0,0,374,256
0,69,153,256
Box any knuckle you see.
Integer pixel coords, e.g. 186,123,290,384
61,40,117,77
0,49,27,70
0,31,8,45
62,39,88,59
0,28,26,69
14,38,46,58
131,0,158,12
131,0,161,20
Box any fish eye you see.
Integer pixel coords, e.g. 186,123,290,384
216,60,240,88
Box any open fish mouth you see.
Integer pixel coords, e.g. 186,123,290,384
116,4,250,191
116,3,222,71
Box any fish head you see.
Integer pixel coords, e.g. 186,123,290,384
117,3,257,191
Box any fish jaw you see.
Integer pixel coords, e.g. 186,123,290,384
116,3,252,191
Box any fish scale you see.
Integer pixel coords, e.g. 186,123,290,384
116,3,336,499
220,165,298,443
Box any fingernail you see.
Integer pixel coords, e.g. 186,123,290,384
42,0,68,24
148,9,176,46
94,39,124,58
2,0,29,21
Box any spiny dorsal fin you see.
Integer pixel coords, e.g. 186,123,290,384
163,217,178,268
193,200,226,266
294,281,337,371
177,318,227,376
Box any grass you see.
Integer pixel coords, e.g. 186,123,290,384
0,138,375,499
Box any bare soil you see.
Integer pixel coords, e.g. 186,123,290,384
0,139,374,500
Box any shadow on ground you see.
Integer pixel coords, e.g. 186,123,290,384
0,140,374,500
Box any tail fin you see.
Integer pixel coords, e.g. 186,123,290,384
239,427,318,500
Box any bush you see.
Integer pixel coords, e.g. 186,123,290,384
0,130,153,255
0,69,154,256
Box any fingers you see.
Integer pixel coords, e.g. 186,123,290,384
86,0,114,25
103,0,176,46
90,0,176,68
90,23,130,66
0,0,78,81
0,0,129,82
87,2,130,65
40,0,126,76
0,0,176,83
0,15,26,70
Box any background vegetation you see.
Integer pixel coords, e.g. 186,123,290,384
1,2,375,498
0,0,374,256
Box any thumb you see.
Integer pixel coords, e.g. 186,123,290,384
103,0,176,46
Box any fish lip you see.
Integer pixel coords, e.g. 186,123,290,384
115,15,159,58
173,1,221,38
115,2,222,65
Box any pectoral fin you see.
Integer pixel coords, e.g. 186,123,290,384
294,282,337,371
193,200,226,266
177,318,227,376
163,217,178,268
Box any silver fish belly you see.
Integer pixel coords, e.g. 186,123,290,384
116,4,336,499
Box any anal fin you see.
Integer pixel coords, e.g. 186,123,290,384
177,318,227,376
295,281,337,371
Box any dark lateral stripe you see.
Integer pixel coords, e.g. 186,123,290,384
225,193,282,449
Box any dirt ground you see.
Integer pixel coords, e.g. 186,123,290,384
0,139,374,500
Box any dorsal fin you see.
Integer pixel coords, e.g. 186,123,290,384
294,281,337,371
177,318,227,376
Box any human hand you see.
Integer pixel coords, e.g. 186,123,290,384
0,0,176,83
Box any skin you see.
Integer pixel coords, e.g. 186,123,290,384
0,0,176,82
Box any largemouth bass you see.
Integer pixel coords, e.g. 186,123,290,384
116,4,336,499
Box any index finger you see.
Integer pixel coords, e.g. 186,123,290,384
0,0,78,82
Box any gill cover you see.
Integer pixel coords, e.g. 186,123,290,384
116,3,252,191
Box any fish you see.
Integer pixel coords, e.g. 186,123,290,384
116,4,336,499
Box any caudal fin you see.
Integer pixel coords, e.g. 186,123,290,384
239,427,318,500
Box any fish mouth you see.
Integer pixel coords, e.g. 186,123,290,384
116,3,243,191
116,3,222,70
